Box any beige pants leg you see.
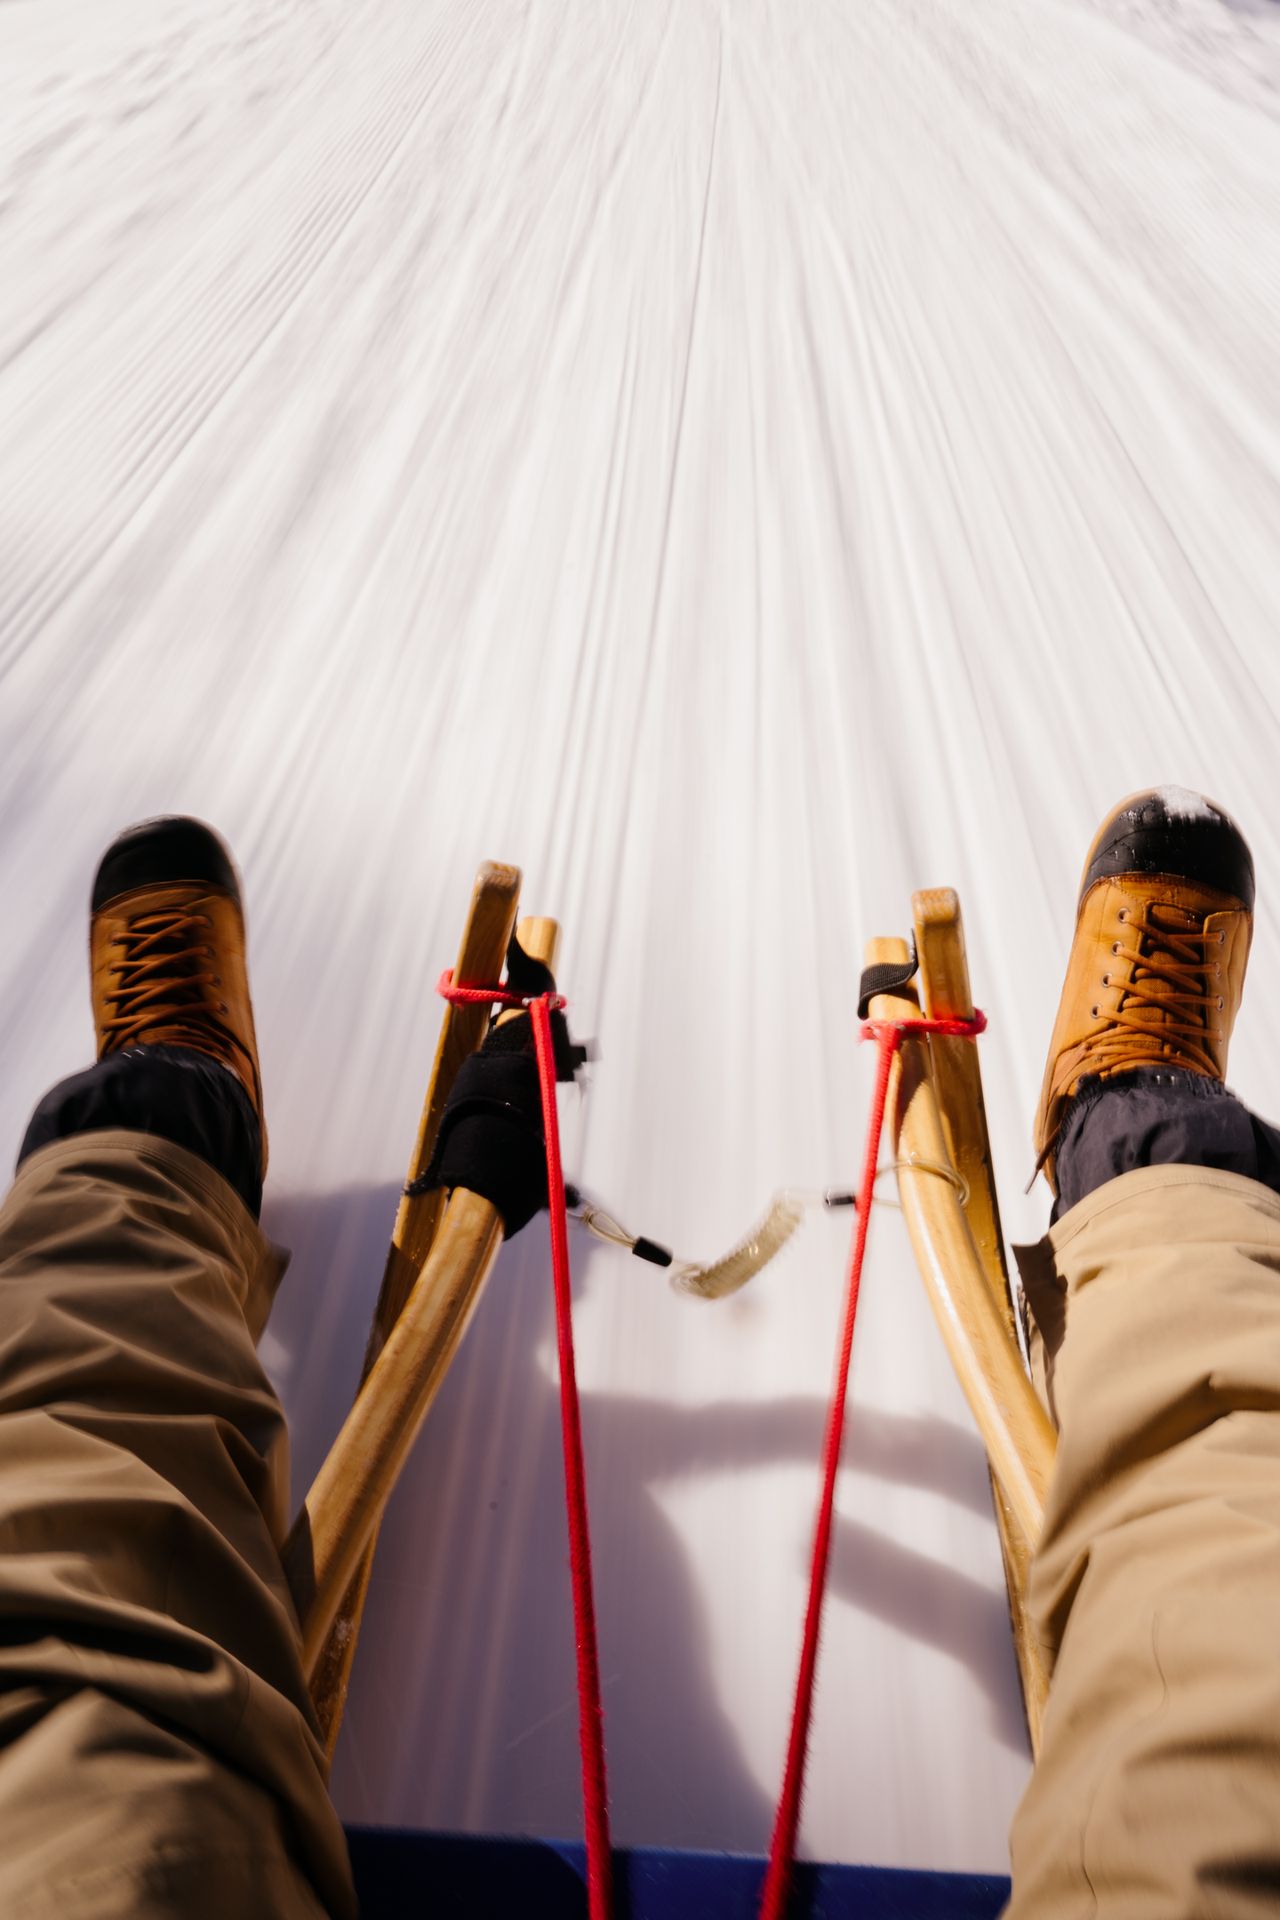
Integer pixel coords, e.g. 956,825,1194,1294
1009,1164,1280,1918
0,1132,356,1920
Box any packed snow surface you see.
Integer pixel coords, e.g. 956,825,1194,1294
3,0,1279,1877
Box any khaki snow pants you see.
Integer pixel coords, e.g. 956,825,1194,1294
0,1131,356,1919
1009,1164,1280,1917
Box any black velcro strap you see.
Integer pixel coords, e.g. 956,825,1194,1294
857,945,918,1020
413,1050,548,1235
408,935,589,1237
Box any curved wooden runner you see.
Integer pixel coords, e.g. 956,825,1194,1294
286,861,545,1749
865,891,1054,1751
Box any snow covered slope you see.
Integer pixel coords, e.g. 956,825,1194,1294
2,0,1278,1877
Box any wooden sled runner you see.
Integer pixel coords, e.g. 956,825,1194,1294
282,859,557,1751
865,889,1055,1753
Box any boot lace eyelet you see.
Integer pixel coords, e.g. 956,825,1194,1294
1112,942,1121,955
1091,1005,1100,1018
1218,996,1225,1010
1102,974,1111,987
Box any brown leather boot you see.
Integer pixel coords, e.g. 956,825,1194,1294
1033,788,1254,1191
90,817,267,1174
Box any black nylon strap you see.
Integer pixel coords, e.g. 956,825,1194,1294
414,1050,548,1233
857,945,918,1021
409,934,590,1236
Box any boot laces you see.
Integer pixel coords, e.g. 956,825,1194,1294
1090,903,1224,1077
101,907,249,1070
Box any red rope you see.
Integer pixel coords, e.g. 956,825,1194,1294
437,965,984,1920
436,968,565,1013
531,994,614,1920
438,971,613,1920
758,1008,985,1920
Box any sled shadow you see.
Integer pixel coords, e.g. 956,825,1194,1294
264,1181,1028,1852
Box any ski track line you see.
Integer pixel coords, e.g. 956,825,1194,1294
220,1,585,712
540,0,683,331
587,11,727,1044
0,0,690,825
721,81,770,939
798,0,1279,725
212,0,678,766
757,0,891,905
889,0,1280,478
1045,0,1280,122
0,0,350,371
542,331,643,905
744,0,1061,895
264,0,702,917
3,7,460,484
0,27,530,833
357,0,687,677
0,6,486,675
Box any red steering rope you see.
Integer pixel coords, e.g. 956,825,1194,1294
438,971,613,1920
758,1009,986,1920
439,969,984,1920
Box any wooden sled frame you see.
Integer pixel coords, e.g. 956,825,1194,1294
283,860,557,1752
865,891,1055,1752
286,870,1051,1767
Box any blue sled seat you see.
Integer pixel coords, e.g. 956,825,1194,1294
345,1828,1010,1919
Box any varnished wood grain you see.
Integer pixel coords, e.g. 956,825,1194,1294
296,896,563,1740
864,936,1055,1550
910,892,1052,1756
303,862,521,1749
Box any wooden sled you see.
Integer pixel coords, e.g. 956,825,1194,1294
864,890,1056,1753
282,860,556,1752
285,868,1051,1773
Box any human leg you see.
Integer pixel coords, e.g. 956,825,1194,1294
1010,1162,1280,1917
1009,789,1280,1916
0,819,355,1919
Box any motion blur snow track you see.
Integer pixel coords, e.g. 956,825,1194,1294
2,0,1279,1878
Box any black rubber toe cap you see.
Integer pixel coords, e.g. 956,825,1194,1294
1081,788,1254,910
92,816,241,912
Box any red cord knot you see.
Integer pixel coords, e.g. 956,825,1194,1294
859,1008,987,1051
436,967,567,1013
